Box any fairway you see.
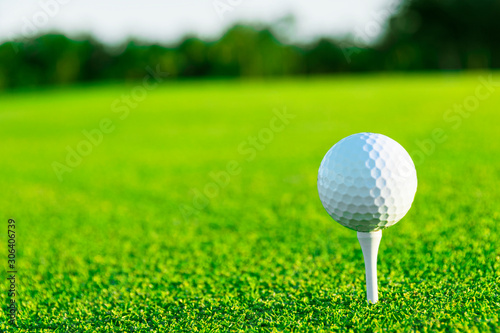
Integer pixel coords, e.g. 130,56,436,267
1,73,499,331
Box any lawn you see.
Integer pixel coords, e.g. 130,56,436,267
0,73,499,332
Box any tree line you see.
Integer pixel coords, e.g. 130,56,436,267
0,0,498,90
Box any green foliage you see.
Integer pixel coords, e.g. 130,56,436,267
381,0,500,70
0,73,499,331
1,0,500,91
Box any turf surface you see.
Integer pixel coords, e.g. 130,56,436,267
0,73,499,332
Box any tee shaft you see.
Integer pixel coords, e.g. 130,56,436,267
357,230,382,303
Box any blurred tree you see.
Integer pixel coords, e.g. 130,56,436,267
1,0,499,91
381,0,500,69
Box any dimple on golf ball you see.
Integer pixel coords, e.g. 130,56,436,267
318,133,417,232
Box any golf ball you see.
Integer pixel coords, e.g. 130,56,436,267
318,133,417,232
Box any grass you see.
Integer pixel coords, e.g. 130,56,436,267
0,72,499,332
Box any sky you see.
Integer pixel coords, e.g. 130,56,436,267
0,0,402,45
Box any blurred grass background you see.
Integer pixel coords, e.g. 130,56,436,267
0,73,498,331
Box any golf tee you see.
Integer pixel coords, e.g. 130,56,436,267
357,230,382,304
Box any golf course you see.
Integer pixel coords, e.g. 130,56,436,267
1,73,499,331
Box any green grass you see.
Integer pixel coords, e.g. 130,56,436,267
0,73,499,332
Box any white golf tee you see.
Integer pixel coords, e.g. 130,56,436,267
357,230,382,304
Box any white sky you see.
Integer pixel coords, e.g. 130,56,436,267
0,0,401,45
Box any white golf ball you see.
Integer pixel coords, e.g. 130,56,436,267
318,133,417,232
